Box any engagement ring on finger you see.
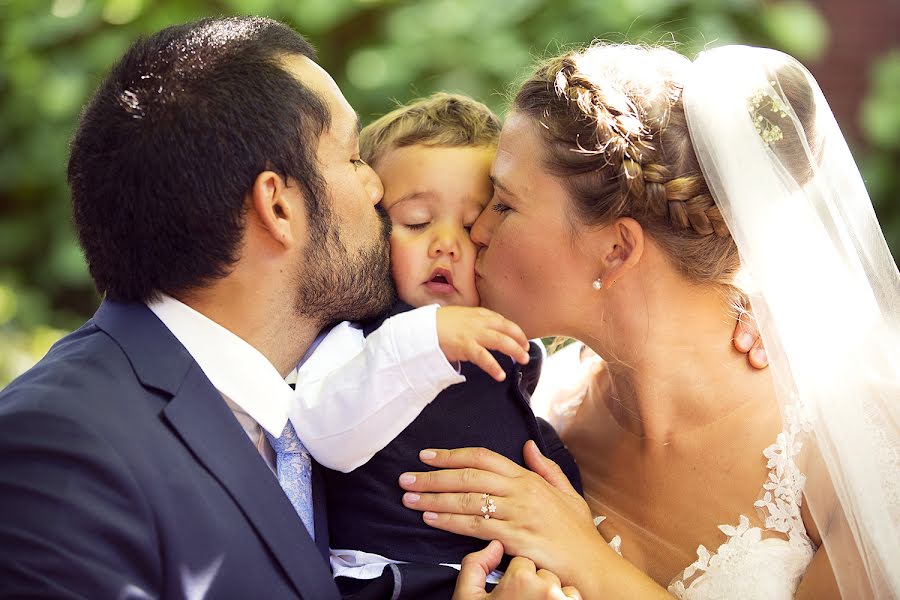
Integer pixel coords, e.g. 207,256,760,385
481,493,496,520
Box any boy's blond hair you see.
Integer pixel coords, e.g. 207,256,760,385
360,92,501,168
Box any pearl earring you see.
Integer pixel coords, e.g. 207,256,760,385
592,278,603,291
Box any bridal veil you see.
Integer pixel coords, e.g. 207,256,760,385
683,45,900,598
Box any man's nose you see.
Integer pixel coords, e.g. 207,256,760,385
365,165,384,206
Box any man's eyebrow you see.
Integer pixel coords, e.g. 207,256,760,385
489,175,514,196
344,113,362,147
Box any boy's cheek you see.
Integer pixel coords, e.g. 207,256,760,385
388,238,421,297
388,231,413,261
458,276,481,308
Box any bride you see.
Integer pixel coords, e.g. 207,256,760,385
398,43,900,598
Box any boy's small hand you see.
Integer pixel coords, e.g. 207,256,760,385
437,307,530,382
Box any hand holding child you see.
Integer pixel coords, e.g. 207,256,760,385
437,307,531,382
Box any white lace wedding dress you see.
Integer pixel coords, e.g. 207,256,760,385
534,344,821,598
594,402,816,599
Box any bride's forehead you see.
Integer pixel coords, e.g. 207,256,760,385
498,112,542,149
495,121,545,180
495,127,568,194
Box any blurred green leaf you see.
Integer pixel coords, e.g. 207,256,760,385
0,284,18,325
761,1,829,61
0,0,897,390
861,50,900,150
102,0,145,26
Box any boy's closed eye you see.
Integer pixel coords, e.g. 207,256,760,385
403,222,431,231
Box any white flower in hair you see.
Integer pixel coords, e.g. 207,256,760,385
747,81,789,146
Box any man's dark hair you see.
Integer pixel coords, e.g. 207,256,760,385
68,17,330,302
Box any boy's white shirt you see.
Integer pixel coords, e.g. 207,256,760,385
289,303,465,472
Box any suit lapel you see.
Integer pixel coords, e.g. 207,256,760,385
94,301,338,599
311,461,331,560
162,369,336,597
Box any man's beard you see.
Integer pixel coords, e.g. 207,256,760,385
295,204,396,325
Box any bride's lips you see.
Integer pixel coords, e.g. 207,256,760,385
424,267,457,295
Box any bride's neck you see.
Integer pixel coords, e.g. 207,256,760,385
581,272,768,443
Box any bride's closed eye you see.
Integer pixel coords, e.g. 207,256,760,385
491,201,511,214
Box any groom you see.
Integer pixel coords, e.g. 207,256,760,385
0,17,566,600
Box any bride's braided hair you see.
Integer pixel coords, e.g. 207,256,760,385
514,44,739,286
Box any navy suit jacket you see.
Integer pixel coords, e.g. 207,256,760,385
0,301,339,599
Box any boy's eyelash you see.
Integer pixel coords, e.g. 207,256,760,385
404,223,429,230
491,202,511,213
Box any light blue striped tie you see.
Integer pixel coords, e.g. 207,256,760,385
266,421,315,539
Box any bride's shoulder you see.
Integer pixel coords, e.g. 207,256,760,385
531,342,609,440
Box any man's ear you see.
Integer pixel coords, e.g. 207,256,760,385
596,217,644,287
248,171,299,248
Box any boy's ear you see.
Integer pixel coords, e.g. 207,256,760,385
248,171,300,248
594,217,644,287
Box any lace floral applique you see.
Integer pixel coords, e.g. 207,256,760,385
753,402,811,537
670,516,765,595
669,399,815,598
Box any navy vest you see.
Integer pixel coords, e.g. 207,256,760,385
323,302,580,566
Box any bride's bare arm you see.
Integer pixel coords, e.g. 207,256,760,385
795,548,840,599
795,460,866,599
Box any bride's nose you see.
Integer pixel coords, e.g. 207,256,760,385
470,208,494,249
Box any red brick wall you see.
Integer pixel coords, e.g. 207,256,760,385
808,0,900,144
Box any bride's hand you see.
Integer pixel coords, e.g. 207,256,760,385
399,441,608,588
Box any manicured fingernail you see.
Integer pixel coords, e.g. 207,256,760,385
423,511,438,521
737,333,753,349
403,492,420,504
751,347,767,365
399,473,416,485
419,449,437,460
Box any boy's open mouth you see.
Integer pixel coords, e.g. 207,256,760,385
424,267,456,294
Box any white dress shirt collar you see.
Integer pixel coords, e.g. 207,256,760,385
147,294,291,437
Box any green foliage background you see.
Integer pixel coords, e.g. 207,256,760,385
1,0,898,386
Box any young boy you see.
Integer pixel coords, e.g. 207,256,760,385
284,93,580,599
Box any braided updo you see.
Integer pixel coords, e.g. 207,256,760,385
514,44,738,287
